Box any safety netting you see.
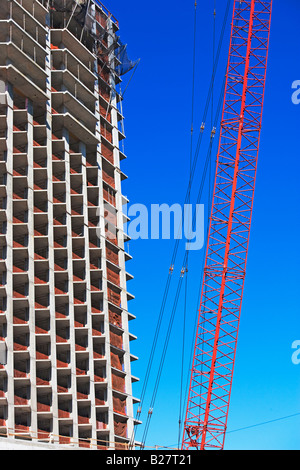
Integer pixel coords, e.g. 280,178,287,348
115,40,138,76
113,396,126,415
114,420,127,438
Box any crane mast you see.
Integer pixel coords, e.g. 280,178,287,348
182,0,272,450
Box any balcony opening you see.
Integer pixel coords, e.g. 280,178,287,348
58,397,72,419
58,424,73,445
14,357,30,378
37,390,52,412
74,310,87,328
13,331,29,351
76,358,89,376
13,307,29,325
77,405,91,425
34,221,48,237
36,342,50,361
13,91,28,112
92,319,103,337
56,325,69,343
57,373,71,394
95,389,105,407
37,418,52,440
35,317,50,335
55,303,69,319
14,385,30,406
94,366,105,383
77,383,89,401
93,342,104,360
57,350,70,369
15,411,31,436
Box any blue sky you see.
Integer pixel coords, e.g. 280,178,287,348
101,0,300,449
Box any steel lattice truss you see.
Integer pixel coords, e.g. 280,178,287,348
182,0,272,450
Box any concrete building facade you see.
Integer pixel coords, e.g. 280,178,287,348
0,0,139,450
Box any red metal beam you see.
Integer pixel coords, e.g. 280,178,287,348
182,0,272,450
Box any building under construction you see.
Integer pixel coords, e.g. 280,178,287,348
0,0,139,450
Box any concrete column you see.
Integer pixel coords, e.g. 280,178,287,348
62,126,78,443
27,98,38,437
5,83,15,435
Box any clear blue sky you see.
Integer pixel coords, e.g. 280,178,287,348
102,0,300,450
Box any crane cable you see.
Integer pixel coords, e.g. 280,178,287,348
140,77,225,449
140,126,220,449
178,1,218,444
177,262,189,449
132,0,231,448
129,0,232,449
152,10,226,447
140,269,186,448
177,0,198,449
178,0,216,447
190,0,198,171
179,2,247,440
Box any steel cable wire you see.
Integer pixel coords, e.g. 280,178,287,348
140,76,226,448
130,0,232,449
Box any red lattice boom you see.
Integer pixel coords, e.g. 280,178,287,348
182,0,272,450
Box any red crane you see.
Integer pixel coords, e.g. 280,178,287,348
182,0,273,450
